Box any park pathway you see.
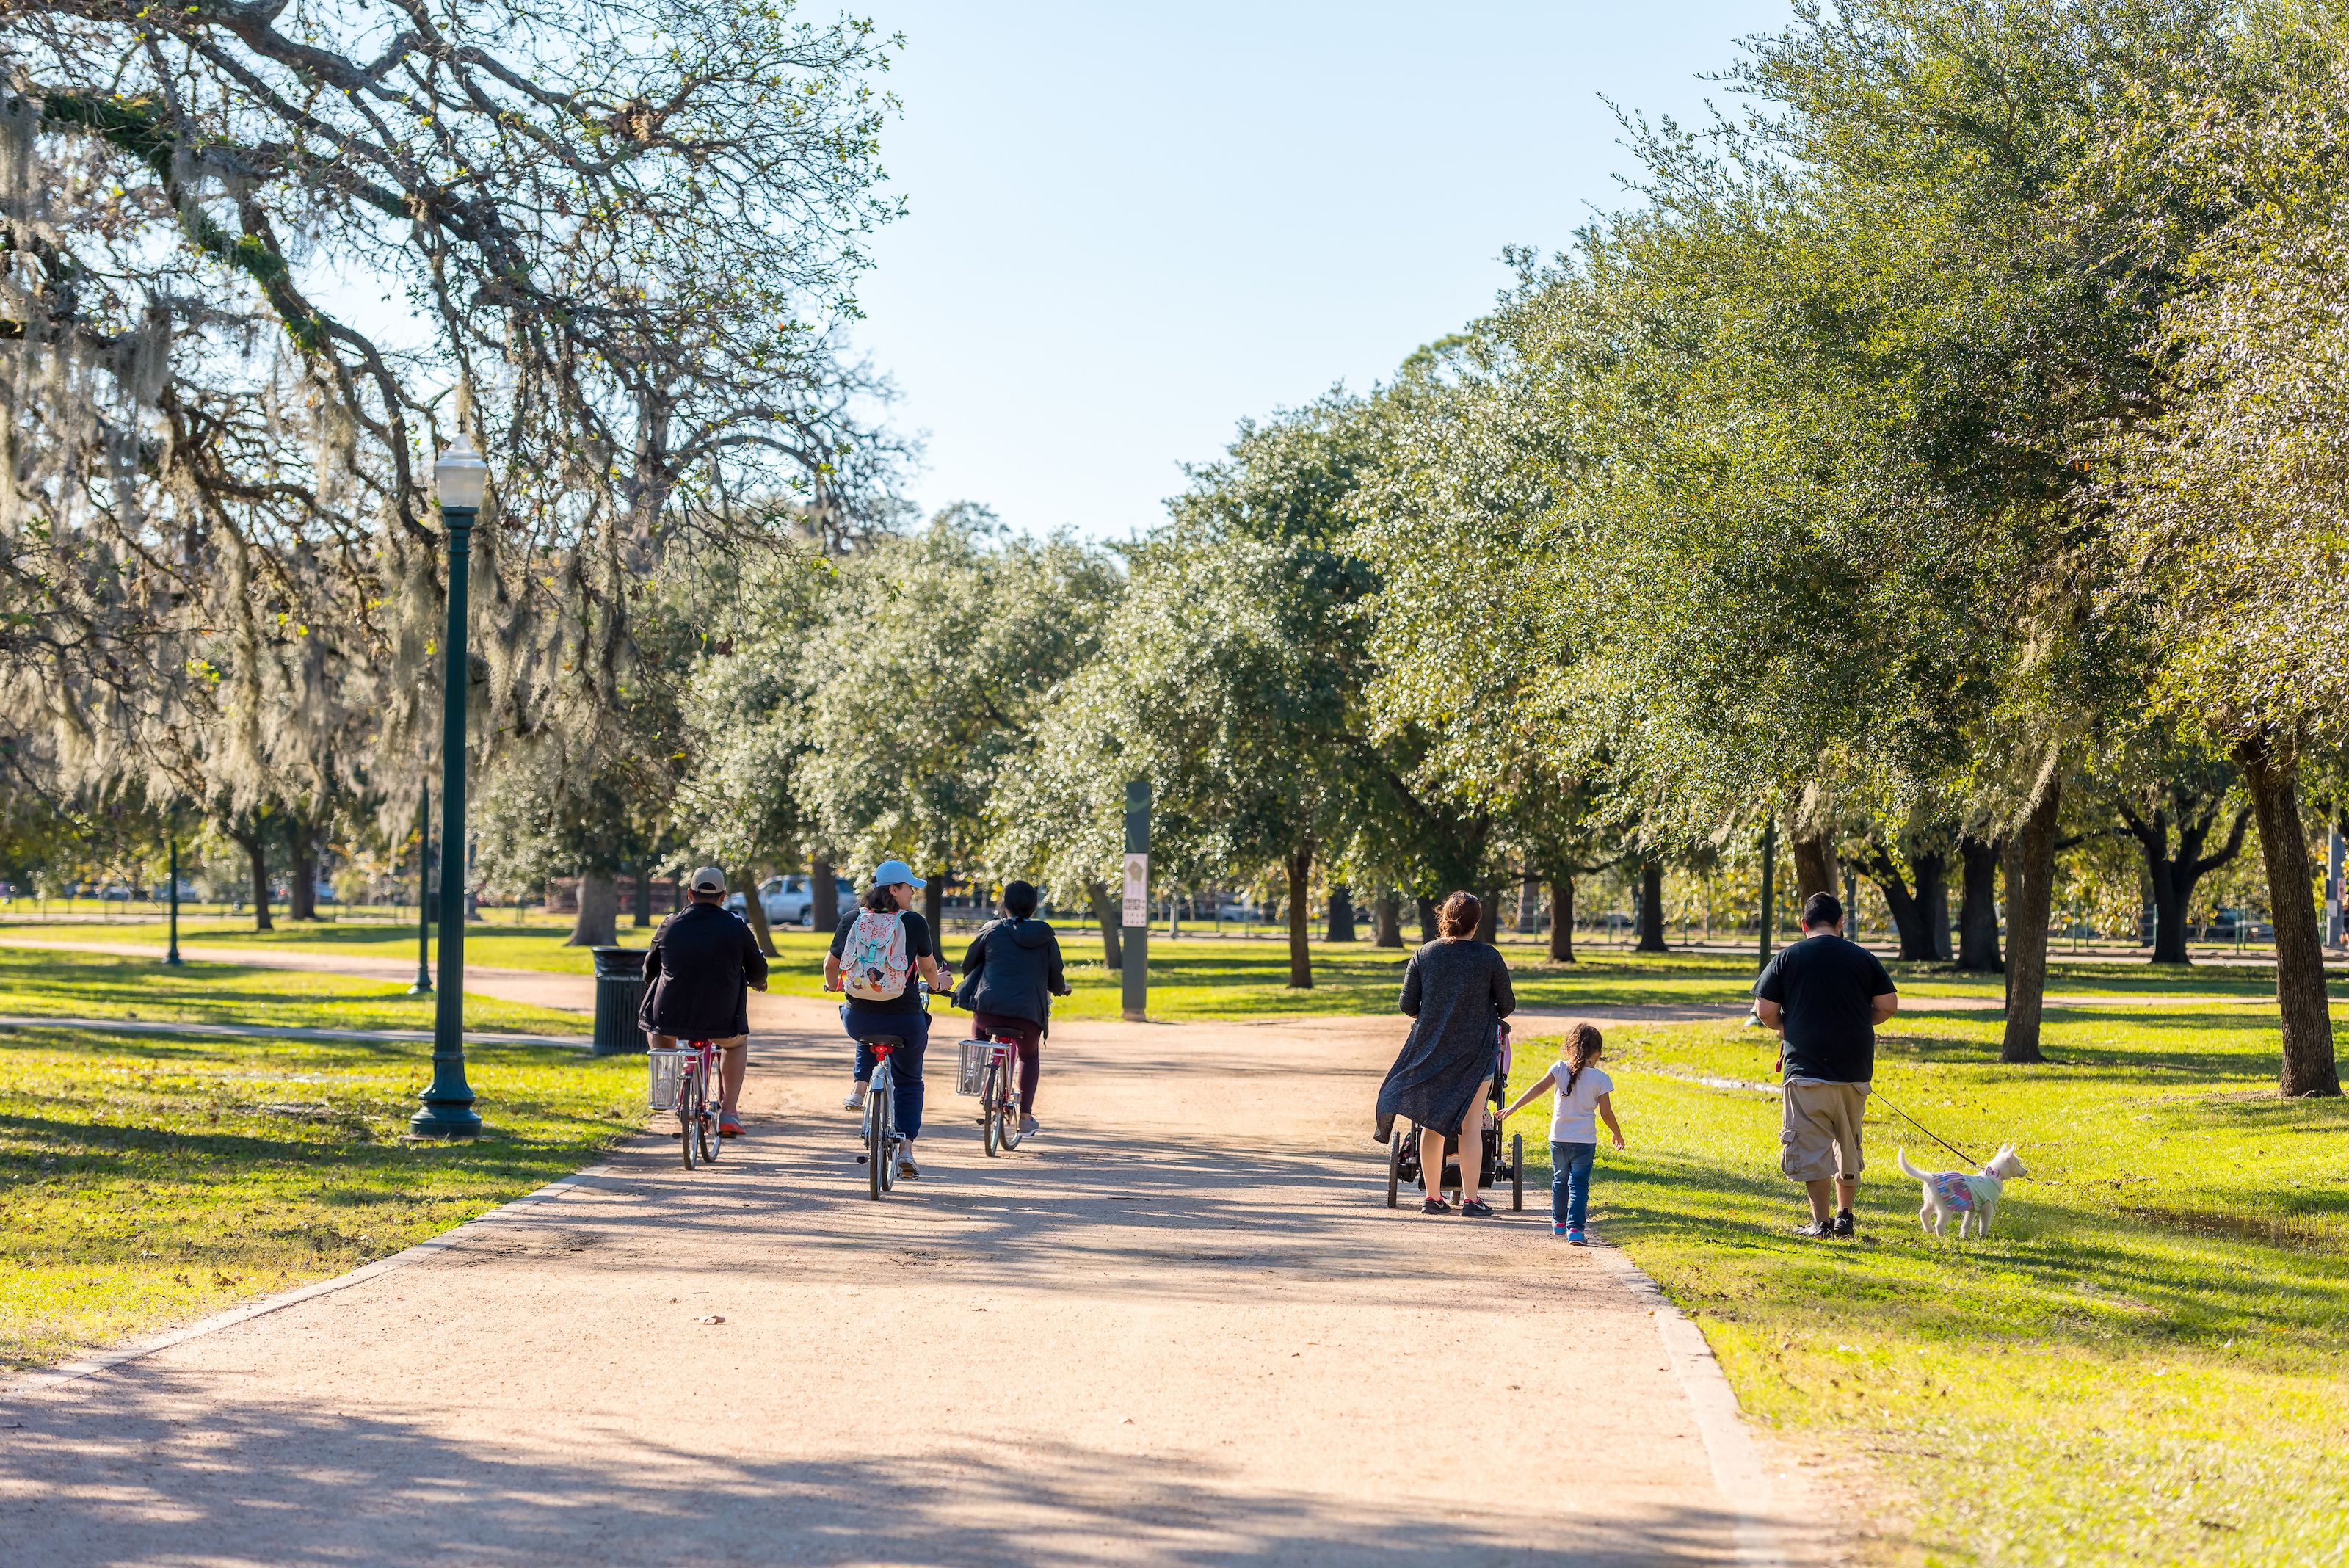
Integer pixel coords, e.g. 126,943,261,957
0,994,1826,1566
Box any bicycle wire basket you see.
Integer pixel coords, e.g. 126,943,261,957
955,1039,992,1097
647,1048,695,1111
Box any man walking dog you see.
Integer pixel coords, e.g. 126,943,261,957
1754,891,1897,1238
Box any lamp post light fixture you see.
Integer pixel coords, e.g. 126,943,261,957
410,432,488,1140
408,783,433,996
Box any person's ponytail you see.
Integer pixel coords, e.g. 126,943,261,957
1561,1022,1605,1098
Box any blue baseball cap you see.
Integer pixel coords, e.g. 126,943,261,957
870,859,926,890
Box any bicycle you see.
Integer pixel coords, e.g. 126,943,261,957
647,1037,722,1171
857,1037,906,1199
959,1028,1026,1156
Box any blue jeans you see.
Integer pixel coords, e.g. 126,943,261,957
843,1005,928,1140
1551,1141,1596,1229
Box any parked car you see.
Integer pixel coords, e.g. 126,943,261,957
725,874,857,927
774,874,857,926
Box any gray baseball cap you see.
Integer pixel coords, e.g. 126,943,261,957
689,865,727,895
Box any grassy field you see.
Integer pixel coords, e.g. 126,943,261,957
7,914,2334,1020
0,951,642,1371
1499,1001,2349,1566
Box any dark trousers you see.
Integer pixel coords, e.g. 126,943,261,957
973,1010,1044,1114
844,1005,928,1140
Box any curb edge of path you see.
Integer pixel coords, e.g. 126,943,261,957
1,1158,617,1401
1594,1248,1796,1568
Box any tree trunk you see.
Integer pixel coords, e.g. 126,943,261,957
1875,868,1928,959
1550,873,1575,962
2000,773,2061,1064
1286,849,1313,989
923,876,944,935
1915,849,1952,961
733,867,777,958
1790,829,1840,903
239,833,273,932
633,860,653,929
1415,893,1438,943
1515,871,1540,934
1473,885,1500,943
1326,884,1357,943
1862,844,1938,960
566,871,619,947
2234,733,2341,1097
1373,890,1403,948
811,856,839,932
286,819,319,921
2124,803,2250,966
1634,857,1668,951
1086,878,1124,971
1956,834,2003,972
2147,852,2188,965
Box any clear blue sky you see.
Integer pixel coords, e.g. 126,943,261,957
849,1,1793,540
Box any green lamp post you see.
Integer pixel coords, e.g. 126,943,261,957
407,783,432,996
411,433,487,1139
164,835,183,967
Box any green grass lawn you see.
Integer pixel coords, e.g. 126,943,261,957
0,949,592,1034
21,915,2327,1021
0,951,640,1370
1497,1003,2349,1566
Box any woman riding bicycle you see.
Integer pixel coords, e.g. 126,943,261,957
951,879,1069,1138
825,860,951,1177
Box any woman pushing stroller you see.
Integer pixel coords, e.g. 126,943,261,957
1376,890,1516,1216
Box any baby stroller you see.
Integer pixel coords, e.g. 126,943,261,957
1384,1021,1523,1211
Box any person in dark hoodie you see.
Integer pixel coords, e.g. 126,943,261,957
641,865,769,1138
951,880,1069,1138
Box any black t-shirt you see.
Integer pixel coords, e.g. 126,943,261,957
1754,934,1895,1083
829,906,934,1015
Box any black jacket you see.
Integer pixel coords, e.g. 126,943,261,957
953,917,1068,1026
639,902,767,1039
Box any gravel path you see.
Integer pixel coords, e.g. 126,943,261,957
0,993,1825,1566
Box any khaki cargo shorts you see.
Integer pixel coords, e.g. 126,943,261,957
1780,1079,1869,1182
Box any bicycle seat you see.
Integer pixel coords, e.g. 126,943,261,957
863,1034,907,1048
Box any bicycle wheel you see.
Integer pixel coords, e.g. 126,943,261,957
867,1060,893,1199
679,1076,700,1171
981,1063,1002,1157
998,1074,1023,1152
1386,1125,1405,1209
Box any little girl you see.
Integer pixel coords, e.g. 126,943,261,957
1501,1021,1625,1244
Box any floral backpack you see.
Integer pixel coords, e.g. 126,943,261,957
842,908,912,1001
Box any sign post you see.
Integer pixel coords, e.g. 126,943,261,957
1122,780,1150,1022
2328,826,2344,950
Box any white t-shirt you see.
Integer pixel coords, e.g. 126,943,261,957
1547,1062,1613,1144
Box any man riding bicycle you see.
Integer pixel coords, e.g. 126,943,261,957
825,860,951,1177
641,865,769,1138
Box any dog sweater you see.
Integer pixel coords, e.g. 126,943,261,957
1928,1171,1977,1212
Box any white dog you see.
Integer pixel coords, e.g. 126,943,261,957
1897,1145,2027,1239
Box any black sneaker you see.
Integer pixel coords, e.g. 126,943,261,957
1831,1211,1855,1238
1421,1197,1451,1215
1790,1219,1837,1238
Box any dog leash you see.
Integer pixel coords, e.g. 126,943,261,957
1867,1088,1982,1170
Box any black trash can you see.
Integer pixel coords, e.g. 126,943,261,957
590,946,648,1056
